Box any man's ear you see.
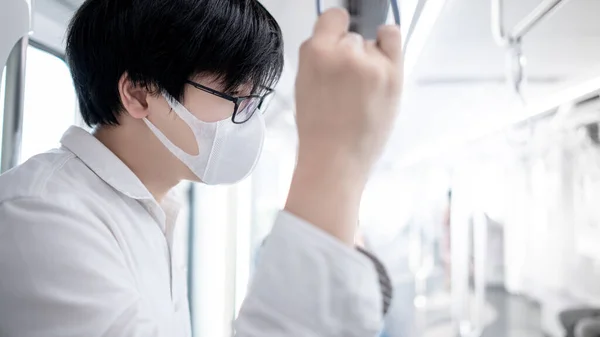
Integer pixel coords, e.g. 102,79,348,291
118,73,150,119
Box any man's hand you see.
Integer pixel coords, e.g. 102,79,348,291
285,8,403,245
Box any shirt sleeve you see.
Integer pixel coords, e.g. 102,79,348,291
235,210,384,337
0,197,161,337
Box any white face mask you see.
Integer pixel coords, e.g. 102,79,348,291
143,92,266,185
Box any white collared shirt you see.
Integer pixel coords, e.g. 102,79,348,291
0,126,383,337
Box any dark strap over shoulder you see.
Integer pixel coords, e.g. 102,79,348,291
560,308,600,337
356,247,393,316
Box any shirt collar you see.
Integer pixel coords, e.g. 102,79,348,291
60,126,154,200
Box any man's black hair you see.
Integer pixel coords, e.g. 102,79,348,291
66,0,284,126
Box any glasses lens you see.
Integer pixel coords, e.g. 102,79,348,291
233,97,261,124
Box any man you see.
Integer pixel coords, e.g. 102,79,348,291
0,0,403,336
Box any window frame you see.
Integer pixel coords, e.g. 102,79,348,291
16,40,78,164
2,39,66,169
29,38,66,62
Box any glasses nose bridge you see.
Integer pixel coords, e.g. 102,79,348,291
232,97,243,106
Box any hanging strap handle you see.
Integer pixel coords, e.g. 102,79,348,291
315,0,401,26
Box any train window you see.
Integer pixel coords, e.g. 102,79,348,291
0,66,6,157
20,46,76,163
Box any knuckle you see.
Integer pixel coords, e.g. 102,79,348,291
313,45,331,61
300,40,329,59
299,40,314,57
339,47,358,64
300,40,339,75
379,25,401,38
341,55,364,75
338,41,355,55
361,63,386,84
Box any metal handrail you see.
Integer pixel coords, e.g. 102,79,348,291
1,37,28,173
1,0,30,173
491,0,570,45
512,0,567,41
491,0,573,98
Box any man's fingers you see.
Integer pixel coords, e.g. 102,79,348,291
376,25,403,62
313,7,350,43
339,32,365,53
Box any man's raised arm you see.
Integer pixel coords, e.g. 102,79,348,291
236,8,403,337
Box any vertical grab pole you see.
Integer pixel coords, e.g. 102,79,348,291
1,36,28,173
450,181,472,336
472,211,488,337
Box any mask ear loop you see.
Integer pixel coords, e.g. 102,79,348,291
315,0,401,26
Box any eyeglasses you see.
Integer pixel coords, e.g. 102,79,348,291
186,80,274,124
